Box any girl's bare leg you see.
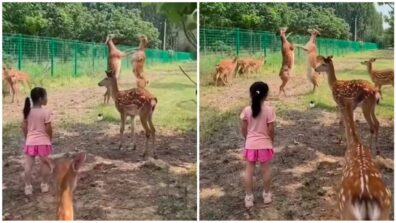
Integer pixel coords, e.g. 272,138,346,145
243,161,255,194
260,160,271,193
24,154,35,186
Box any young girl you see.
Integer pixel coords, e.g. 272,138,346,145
21,87,53,195
240,81,275,208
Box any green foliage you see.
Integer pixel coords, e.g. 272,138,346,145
3,3,161,47
200,2,390,43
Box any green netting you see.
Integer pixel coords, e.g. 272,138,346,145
2,33,194,77
200,27,378,59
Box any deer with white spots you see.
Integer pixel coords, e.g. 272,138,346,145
314,55,381,155
361,58,394,98
338,102,391,220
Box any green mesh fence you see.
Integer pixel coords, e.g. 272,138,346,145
200,27,378,59
2,33,194,77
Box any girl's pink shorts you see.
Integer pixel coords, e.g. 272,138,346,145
242,148,274,163
24,145,52,157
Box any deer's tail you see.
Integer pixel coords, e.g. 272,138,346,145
351,196,381,220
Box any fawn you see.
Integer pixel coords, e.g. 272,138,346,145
42,152,86,220
338,102,391,220
2,65,31,103
104,70,157,157
278,27,295,96
214,57,238,86
302,28,321,92
315,56,381,154
361,58,394,97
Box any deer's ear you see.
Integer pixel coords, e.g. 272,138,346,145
72,153,86,172
105,70,113,77
372,58,376,62
316,55,324,61
328,55,333,60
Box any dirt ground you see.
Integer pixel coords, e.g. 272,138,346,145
200,52,394,220
2,70,197,220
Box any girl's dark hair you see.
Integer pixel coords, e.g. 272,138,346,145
23,87,47,119
249,81,269,118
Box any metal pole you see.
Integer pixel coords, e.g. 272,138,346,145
50,40,54,76
236,28,240,56
18,34,22,70
163,19,167,50
74,42,77,77
354,17,357,42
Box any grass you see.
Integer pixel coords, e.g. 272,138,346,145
200,50,394,140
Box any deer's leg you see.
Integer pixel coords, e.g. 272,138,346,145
337,106,344,144
362,102,375,152
370,101,380,155
148,112,156,159
130,115,136,150
118,113,126,150
140,113,151,158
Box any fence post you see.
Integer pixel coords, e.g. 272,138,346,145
50,40,54,76
92,45,96,75
74,41,77,77
18,34,22,70
236,28,240,56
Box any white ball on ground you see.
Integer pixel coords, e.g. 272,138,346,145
97,113,103,121
309,100,316,108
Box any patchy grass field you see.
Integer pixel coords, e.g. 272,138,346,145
2,61,197,220
199,50,394,220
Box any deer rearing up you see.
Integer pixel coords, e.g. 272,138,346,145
213,57,238,86
104,70,157,157
132,35,149,80
338,102,391,220
278,27,295,96
42,152,86,220
315,56,381,155
302,28,321,92
361,58,394,97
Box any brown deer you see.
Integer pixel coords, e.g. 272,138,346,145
41,152,86,220
214,57,238,86
2,65,31,103
338,102,391,220
132,35,149,80
278,27,295,96
302,28,321,92
251,55,265,73
315,56,381,154
361,58,394,97
104,70,157,157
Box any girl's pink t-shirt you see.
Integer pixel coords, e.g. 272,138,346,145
25,107,53,146
240,102,276,149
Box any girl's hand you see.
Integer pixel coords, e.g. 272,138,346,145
241,120,248,140
45,122,53,142
21,120,28,139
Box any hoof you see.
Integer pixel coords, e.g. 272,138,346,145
142,152,148,158
153,154,158,159
133,144,137,150
376,149,380,156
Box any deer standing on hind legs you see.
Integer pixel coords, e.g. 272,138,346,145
301,28,321,92
101,35,136,104
41,153,86,220
104,70,157,157
315,56,381,155
338,102,391,220
132,35,149,87
361,58,394,98
278,27,295,96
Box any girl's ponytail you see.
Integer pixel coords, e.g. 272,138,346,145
249,82,269,118
23,97,31,120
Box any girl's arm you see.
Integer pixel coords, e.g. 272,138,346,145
21,120,28,139
268,122,275,143
45,122,53,142
241,120,248,140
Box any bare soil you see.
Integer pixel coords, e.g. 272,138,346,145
200,56,394,220
2,73,197,220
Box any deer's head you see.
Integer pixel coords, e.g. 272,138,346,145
361,58,376,65
98,76,111,87
308,28,320,36
138,35,148,47
280,27,288,36
314,55,333,73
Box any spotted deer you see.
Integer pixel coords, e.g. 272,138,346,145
361,58,394,97
302,28,321,92
278,27,295,96
338,102,391,220
214,57,238,86
2,66,31,103
315,56,381,154
41,153,86,220
104,70,157,157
